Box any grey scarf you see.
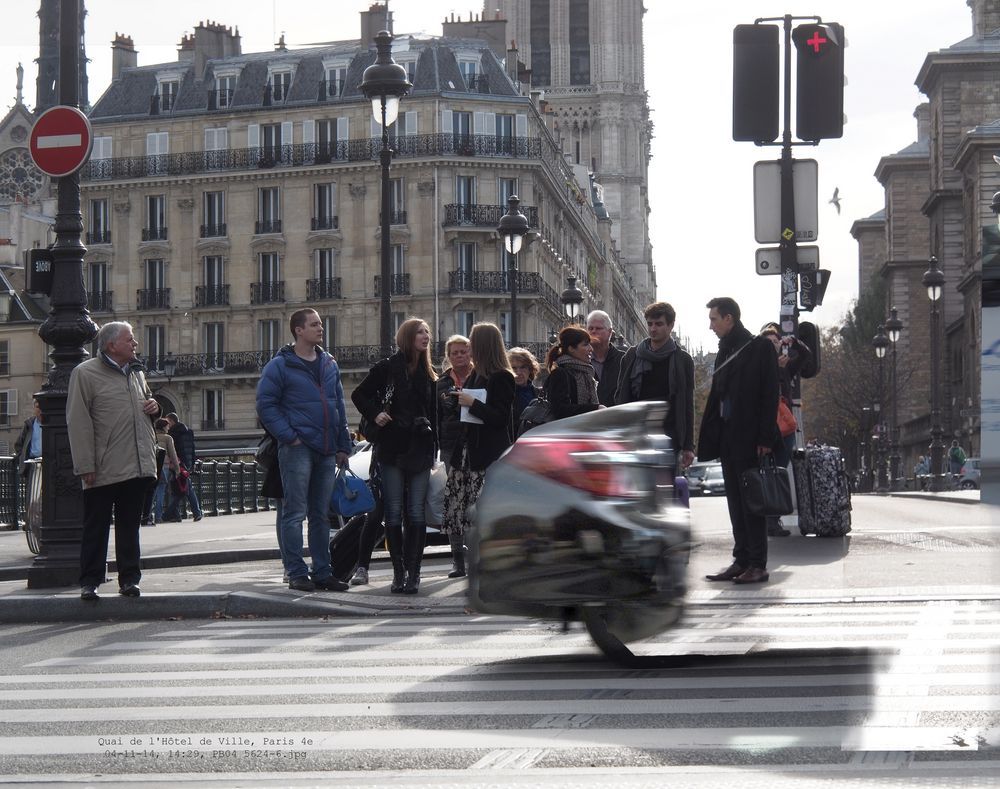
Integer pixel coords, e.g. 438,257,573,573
555,355,599,406
629,337,677,398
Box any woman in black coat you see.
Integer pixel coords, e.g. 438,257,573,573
441,322,515,578
352,318,438,594
545,326,604,421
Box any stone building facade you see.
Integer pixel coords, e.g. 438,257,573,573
70,13,644,447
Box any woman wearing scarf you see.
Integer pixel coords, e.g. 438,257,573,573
614,301,695,469
545,327,604,420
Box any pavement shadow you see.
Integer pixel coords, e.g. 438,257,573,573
765,533,851,567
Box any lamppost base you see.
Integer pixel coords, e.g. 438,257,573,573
27,551,82,589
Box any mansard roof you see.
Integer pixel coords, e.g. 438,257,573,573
875,138,929,184
89,36,519,121
916,29,1000,91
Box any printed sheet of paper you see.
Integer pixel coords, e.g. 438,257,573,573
460,389,487,424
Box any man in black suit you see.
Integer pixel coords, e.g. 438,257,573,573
698,297,780,585
586,310,624,408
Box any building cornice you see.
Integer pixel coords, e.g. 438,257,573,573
921,187,963,216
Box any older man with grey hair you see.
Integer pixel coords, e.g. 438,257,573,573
68,321,160,601
586,309,624,407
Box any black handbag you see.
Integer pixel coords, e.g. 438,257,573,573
359,381,394,443
740,454,793,516
517,396,553,437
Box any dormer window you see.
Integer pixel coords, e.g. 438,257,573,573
266,69,292,104
152,78,179,114
458,59,478,85
215,74,236,109
325,65,348,98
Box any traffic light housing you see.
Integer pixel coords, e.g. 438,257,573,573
797,321,821,379
732,24,780,143
793,22,844,141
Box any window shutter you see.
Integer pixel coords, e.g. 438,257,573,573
473,112,486,135
441,108,453,133
485,112,496,135
336,116,349,142
405,110,417,135
281,121,293,146
515,114,528,138
248,123,260,148
3,389,16,416
302,120,315,145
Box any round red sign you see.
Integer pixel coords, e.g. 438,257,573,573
29,106,93,178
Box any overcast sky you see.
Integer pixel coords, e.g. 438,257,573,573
0,1,976,349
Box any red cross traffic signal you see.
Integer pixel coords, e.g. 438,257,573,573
793,22,844,141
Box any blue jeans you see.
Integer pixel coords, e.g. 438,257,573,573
277,442,338,581
153,468,170,521
380,463,430,560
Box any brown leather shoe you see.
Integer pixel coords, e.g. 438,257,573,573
733,567,770,584
705,563,746,582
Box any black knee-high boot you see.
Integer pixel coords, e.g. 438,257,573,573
447,532,466,578
403,523,427,594
385,520,405,593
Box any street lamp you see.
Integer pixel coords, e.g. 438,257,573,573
560,275,584,324
497,194,529,346
360,30,411,358
872,324,889,493
162,351,177,382
884,307,903,490
922,255,946,492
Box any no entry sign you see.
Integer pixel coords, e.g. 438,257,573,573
29,106,93,177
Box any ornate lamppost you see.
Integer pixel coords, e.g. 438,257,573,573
560,275,584,325
884,307,903,490
497,195,529,346
360,30,411,358
922,255,946,492
872,324,889,493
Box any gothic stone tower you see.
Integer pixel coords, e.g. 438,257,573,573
486,0,655,305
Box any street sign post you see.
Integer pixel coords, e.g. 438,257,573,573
753,158,819,243
756,245,819,276
29,105,93,178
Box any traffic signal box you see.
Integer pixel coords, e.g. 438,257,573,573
793,23,844,141
732,24,780,143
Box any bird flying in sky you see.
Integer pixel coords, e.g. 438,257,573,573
829,187,841,215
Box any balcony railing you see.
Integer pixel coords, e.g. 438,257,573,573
380,210,407,226
306,278,342,300
250,281,285,304
254,220,282,235
311,215,339,231
141,227,168,241
87,290,113,312
207,89,234,111
448,270,543,294
136,288,170,310
317,79,346,100
444,203,539,228
467,74,491,94
374,273,411,297
200,223,227,238
201,419,226,431
195,284,230,307
149,93,174,115
86,229,111,244
81,135,542,181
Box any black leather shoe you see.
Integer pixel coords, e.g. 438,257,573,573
706,563,746,582
80,586,99,601
119,584,141,598
313,577,349,592
288,577,316,592
733,567,770,584
767,524,791,537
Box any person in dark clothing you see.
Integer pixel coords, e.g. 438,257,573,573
163,412,204,522
585,310,625,408
353,318,439,594
436,334,473,473
615,301,695,470
545,327,604,420
698,297,780,585
508,346,542,424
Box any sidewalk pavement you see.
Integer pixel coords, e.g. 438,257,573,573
0,491,996,623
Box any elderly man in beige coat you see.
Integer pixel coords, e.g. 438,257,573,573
68,321,160,601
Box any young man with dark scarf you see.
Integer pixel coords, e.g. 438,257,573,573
615,301,695,470
697,297,781,585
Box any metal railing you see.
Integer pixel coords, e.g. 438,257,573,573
306,278,342,300
207,89,234,111
311,215,339,231
250,281,285,304
448,269,542,294
86,229,111,244
80,134,542,181
136,288,171,310
87,290,113,312
373,273,411,296
200,223,227,238
444,203,539,227
380,210,407,225
195,284,230,307
254,220,282,235
141,227,168,241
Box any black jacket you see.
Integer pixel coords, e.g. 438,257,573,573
460,369,515,471
697,325,780,463
168,421,197,469
436,372,466,466
352,353,438,471
615,345,695,452
546,366,601,420
594,344,624,407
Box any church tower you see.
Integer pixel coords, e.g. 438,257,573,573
35,0,89,113
486,0,654,304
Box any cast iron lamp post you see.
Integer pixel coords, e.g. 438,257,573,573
922,256,946,492
360,30,411,357
497,195,529,346
872,325,889,493
560,275,584,325
884,307,903,490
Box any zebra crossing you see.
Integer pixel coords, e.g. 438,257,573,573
1,599,998,781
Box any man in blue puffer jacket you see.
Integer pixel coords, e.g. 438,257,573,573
257,308,352,592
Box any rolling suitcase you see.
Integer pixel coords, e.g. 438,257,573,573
793,445,852,537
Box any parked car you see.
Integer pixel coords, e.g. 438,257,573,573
958,457,981,490
687,462,725,497
468,401,690,662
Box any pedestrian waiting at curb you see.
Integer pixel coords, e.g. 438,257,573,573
68,321,160,601
545,327,605,421
586,309,624,408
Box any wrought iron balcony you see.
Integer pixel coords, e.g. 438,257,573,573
207,89,234,111
317,79,346,100
444,203,539,228
254,220,282,235
379,210,407,226
86,229,111,244
250,281,285,305
149,93,174,115
311,215,339,231
141,227,168,242
200,223,227,238
136,288,171,310
448,270,543,294
81,135,543,181
201,419,226,431
87,290,113,312
306,278,342,300
195,284,230,307
373,273,411,297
